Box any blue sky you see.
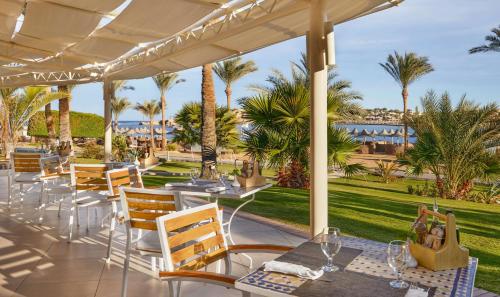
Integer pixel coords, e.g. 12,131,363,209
66,0,500,121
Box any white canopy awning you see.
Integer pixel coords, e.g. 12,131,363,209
0,0,402,87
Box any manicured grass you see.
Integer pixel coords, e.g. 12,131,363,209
152,161,277,177
73,157,102,164
142,172,500,294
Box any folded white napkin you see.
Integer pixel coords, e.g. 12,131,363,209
405,286,428,297
205,186,226,193
165,182,192,187
263,261,324,280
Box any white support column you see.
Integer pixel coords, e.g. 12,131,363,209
103,79,113,163
308,0,329,237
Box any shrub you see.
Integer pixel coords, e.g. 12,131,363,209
28,111,104,138
407,185,415,194
81,142,104,160
112,135,128,162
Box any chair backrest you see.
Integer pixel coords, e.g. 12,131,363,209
106,166,143,197
10,153,43,174
40,156,62,177
70,164,109,192
156,203,227,272
120,187,182,232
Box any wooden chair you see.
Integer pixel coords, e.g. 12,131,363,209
156,203,293,297
9,152,44,208
120,187,184,297
69,164,110,242
105,166,143,262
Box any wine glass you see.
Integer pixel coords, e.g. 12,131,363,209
317,227,342,272
190,168,199,185
387,240,409,289
219,170,229,187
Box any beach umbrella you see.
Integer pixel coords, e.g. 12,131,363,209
380,128,390,144
154,128,162,135
351,128,359,137
370,129,379,142
360,129,369,144
393,129,404,144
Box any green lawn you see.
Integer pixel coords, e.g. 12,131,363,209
142,172,500,294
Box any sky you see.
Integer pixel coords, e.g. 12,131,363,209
64,0,500,122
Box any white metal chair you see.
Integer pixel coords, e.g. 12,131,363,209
156,203,293,297
38,155,72,223
105,166,143,262
8,152,44,208
120,187,184,297
68,164,111,242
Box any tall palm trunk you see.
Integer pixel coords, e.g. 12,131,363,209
201,64,217,179
149,119,155,150
160,92,167,150
45,103,56,148
58,85,72,146
402,87,409,151
1,106,9,154
225,85,232,109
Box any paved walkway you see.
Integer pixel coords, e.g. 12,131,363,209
0,176,496,297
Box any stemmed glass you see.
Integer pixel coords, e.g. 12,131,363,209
219,170,229,187
190,168,199,185
317,227,342,272
387,240,409,289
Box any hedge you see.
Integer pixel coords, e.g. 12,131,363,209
28,110,104,138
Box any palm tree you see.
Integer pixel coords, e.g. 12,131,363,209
0,88,17,154
379,51,434,151
1,87,66,152
469,25,500,54
404,91,499,199
239,56,364,188
58,85,75,146
152,73,185,150
134,100,161,150
201,64,217,179
111,97,132,132
44,96,57,148
111,80,135,96
173,102,239,150
213,57,257,109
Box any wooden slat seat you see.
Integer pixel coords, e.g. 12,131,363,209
155,203,293,297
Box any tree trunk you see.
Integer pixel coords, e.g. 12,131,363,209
161,92,167,150
45,103,56,148
402,87,409,152
225,85,232,109
1,104,10,154
149,119,155,150
58,85,72,146
201,64,217,179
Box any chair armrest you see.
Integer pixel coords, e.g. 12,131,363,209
227,244,293,254
159,270,237,287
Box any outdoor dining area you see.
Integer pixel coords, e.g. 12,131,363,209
0,148,480,297
0,0,492,296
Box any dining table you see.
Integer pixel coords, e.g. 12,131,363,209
235,236,478,297
163,180,272,268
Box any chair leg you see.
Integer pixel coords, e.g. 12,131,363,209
121,227,132,297
7,174,12,210
86,207,90,232
19,183,24,203
177,281,182,297
58,195,63,218
68,199,75,243
106,202,118,263
168,281,174,297
38,182,46,224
